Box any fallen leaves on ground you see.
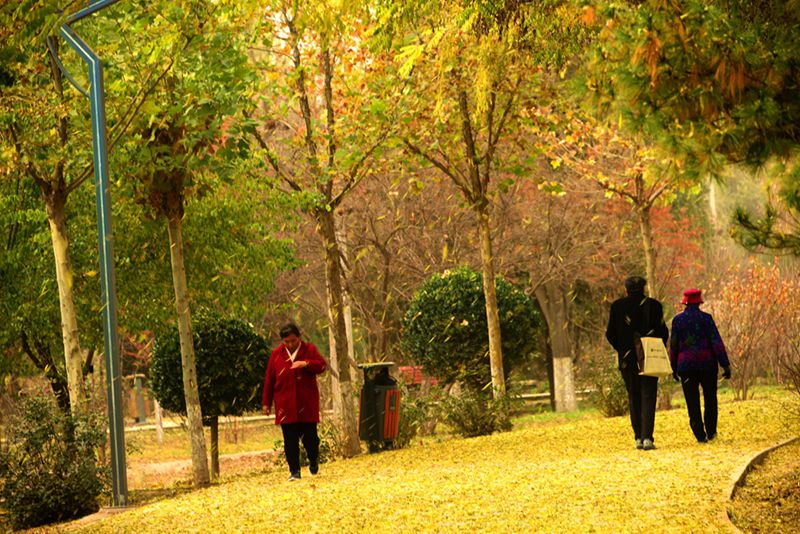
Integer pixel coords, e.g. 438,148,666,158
70,390,795,533
729,438,800,533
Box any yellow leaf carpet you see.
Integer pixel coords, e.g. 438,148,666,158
73,391,794,533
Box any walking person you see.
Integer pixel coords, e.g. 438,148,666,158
669,288,731,443
606,276,669,451
263,322,327,480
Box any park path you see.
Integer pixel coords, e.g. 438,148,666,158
70,391,794,533
127,449,277,490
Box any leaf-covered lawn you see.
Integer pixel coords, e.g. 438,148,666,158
75,390,795,533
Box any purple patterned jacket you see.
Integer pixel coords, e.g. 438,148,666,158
669,305,730,374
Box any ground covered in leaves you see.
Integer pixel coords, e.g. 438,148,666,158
69,390,795,533
729,439,800,533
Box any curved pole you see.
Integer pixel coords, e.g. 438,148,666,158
59,0,127,507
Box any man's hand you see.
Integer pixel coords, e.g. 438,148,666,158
290,360,309,370
722,366,731,379
262,405,270,416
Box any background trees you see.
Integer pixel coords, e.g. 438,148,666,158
2,4,799,504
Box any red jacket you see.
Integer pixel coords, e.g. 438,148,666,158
262,341,327,425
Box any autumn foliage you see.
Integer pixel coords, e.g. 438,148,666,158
707,260,800,400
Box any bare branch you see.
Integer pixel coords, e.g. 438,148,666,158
7,123,47,191
331,129,389,208
245,111,303,192
403,138,472,196
485,76,520,176
286,12,320,176
322,48,336,173
457,89,482,197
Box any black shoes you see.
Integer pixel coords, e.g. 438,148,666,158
288,472,301,481
309,462,319,475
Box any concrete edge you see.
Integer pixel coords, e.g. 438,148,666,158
724,435,800,532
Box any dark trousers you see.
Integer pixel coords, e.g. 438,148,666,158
620,364,658,441
679,370,718,441
281,422,320,475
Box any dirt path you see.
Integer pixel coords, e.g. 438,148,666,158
128,449,278,490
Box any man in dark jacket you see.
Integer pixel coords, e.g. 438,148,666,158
605,276,669,451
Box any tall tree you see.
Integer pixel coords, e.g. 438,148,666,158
0,0,198,413
0,3,144,412
380,0,589,400
248,1,396,456
581,0,800,253
120,0,259,487
1,9,90,412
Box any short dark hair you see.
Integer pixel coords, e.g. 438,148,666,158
279,323,301,338
624,276,647,293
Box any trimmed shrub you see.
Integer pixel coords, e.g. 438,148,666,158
149,315,269,420
0,394,107,530
402,267,540,391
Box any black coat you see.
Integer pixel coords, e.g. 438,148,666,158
605,291,669,369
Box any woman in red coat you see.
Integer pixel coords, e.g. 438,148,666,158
262,323,327,481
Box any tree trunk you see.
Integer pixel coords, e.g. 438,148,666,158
210,416,219,481
476,205,506,398
377,250,392,360
637,205,658,300
154,397,165,445
45,194,85,414
534,281,577,412
317,209,361,457
20,330,71,412
708,178,719,232
166,214,210,487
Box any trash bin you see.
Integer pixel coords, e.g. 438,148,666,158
358,362,401,452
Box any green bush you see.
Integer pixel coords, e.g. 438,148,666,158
395,384,441,448
150,315,269,421
439,386,512,438
0,394,107,530
401,267,541,391
586,354,629,418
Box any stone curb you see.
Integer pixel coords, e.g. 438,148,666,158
724,435,800,532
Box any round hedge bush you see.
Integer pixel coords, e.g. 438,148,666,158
401,267,540,390
150,316,269,421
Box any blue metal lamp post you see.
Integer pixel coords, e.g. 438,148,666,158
54,0,128,506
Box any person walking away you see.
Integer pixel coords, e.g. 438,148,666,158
606,276,669,451
263,323,327,480
669,288,731,443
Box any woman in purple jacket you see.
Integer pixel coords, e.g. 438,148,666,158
670,288,731,442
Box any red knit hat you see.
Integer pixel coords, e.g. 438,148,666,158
681,288,703,305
